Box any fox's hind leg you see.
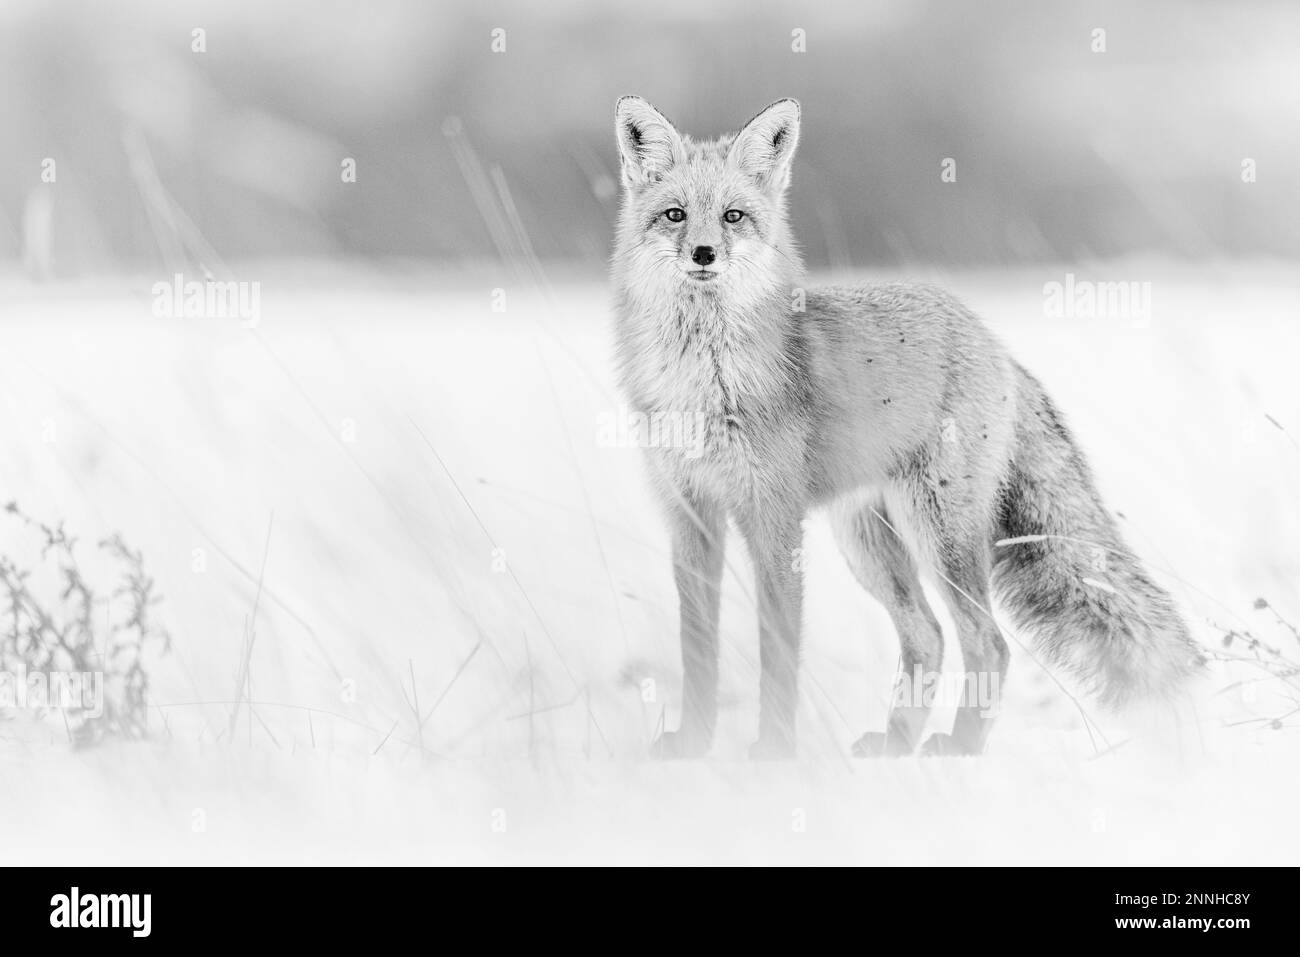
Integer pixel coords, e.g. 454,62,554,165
889,433,1012,756
832,499,943,757
923,536,1010,757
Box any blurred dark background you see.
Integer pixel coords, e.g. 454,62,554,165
1,0,1297,276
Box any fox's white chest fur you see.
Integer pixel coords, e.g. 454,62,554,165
615,294,796,499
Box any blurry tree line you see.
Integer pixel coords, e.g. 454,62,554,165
0,0,1295,276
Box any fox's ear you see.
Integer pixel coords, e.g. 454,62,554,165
615,96,686,190
728,99,801,195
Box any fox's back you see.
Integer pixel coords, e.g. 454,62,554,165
795,282,1018,500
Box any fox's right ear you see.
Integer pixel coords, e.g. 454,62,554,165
728,99,801,196
615,96,685,190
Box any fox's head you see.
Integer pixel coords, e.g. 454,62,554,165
612,96,803,309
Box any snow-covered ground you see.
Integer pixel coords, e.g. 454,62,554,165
2,261,1298,865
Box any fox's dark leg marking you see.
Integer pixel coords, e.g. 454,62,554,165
835,503,943,757
655,494,726,759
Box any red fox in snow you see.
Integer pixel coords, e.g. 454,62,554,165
610,96,1202,759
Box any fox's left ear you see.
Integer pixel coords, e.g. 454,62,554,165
728,99,801,195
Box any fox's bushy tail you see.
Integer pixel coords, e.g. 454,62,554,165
992,364,1203,709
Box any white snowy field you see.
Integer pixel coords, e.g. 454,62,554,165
1,260,1299,865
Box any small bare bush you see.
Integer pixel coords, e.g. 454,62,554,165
0,501,170,745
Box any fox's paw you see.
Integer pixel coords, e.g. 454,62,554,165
651,730,709,760
851,731,912,758
747,736,797,761
919,732,982,758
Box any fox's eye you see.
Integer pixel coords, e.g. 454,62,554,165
664,208,686,223
723,209,745,224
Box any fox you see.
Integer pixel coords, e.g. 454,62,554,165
610,96,1203,759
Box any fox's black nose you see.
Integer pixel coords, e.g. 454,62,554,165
691,246,716,266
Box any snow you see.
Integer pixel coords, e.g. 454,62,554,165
1,261,1298,864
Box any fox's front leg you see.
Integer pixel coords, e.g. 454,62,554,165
655,495,726,759
738,503,805,760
